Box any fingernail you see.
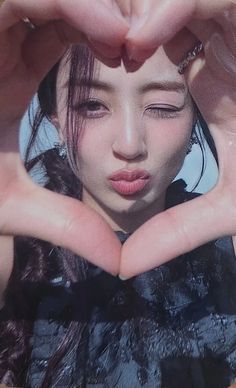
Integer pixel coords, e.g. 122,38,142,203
119,274,128,281
126,44,140,61
126,43,156,62
89,39,121,58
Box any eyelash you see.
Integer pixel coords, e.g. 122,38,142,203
75,100,182,120
76,99,109,119
145,105,182,119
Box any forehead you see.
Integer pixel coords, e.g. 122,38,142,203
95,47,187,89
57,46,188,99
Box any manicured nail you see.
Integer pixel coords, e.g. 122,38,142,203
119,274,128,281
126,44,140,61
89,38,121,58
126,43,156,62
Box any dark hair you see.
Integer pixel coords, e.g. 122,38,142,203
192,102,218,190
0,44,218,387
0,44,95,387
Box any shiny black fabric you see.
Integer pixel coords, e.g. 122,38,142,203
26,181,236,387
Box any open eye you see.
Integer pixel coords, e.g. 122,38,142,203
76,99,109,119
145,104,182,119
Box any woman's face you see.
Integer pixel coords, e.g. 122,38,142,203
57,47,194,232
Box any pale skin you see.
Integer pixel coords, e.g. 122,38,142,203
0,0,236,308
56,47,193,233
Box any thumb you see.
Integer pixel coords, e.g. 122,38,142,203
120,188,234,278
1,177,121,276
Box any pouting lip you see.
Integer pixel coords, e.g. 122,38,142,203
109,169,150,182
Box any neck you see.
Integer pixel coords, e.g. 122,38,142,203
82,190,166,234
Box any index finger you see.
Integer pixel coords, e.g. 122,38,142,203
0,0,129,46
120,186,234,279
125,0,233,60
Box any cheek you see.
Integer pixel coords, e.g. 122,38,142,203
76,119,114,165
76,130,106,175
148,117,192,167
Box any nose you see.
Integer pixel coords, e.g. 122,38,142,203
112,110,147,161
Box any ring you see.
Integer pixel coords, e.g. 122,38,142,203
0,1,36,30
0,0,36,30
22,17,36,30
178,42,203,75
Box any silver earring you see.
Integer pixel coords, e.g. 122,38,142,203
54,142,67,160
187,134,198,154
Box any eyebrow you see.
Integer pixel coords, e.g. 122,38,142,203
73,78,186,94
74,78,114,92
140,81,186,94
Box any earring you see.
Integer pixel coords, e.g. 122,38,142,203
186,134,198,154
54,142,67,160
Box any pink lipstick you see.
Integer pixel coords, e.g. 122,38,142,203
109,169,150,196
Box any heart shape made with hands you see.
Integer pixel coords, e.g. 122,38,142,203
1,0,236,281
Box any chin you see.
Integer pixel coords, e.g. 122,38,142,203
107,198,153,215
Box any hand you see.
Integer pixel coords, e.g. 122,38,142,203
118,0,236,278
1,0,236,281
0,0,129,275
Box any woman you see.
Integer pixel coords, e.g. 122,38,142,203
1,0,236,387
0,0,235,279
1,28,236,388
